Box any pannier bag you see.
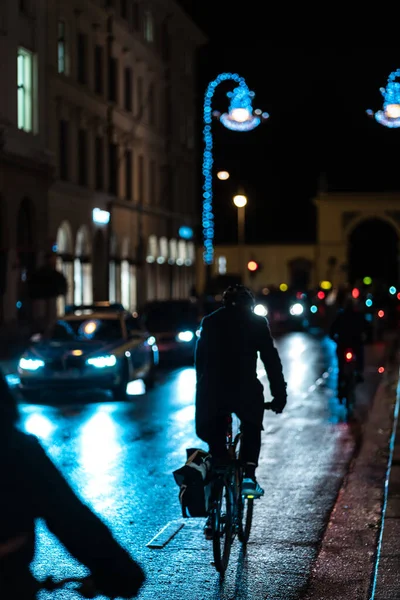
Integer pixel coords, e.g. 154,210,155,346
173,448,212,518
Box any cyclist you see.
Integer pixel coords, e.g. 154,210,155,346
195,284,287,500
0,370,145,599
329,296,367,398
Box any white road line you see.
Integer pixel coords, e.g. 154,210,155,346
146,520,185,549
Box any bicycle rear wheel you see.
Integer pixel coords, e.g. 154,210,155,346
212,476,233,574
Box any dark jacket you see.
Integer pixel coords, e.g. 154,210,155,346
0,373,144,598
195,306,286,441
329,308,366,348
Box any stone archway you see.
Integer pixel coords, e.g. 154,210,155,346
92,229,107,301
315,191,400,286
348,218,398,287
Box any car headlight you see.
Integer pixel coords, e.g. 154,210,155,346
253,304,268,317
176,331,194,343
290,303,304,316
19,357,45,371
147,336,156,346
86,354,117,368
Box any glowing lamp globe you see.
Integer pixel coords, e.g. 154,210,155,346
217,171,230,181
367,69,400,128
247,260,258,272
385,103,400,119
233,194,247,208
230,107,251,123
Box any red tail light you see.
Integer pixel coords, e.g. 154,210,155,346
345,351,353,362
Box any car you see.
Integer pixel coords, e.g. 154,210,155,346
18,303,159,401
140,299,201,364
253,291,310,333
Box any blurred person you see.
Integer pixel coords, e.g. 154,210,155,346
329,296,367,398
0,370,145,599
195,284,287,501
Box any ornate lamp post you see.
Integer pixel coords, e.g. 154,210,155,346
202,72,268,288
367,69,400,128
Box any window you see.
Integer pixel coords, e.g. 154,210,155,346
78,129,88,186
120,0,128,19
95,137,104,190
218,256,227,275
94,45,104,95
143,10,154,42
125,150,132,200
17,48,34,132
138,155,144,204
57,21,68,74
137,77,143,117
108,57,118,103
149,160,156,205
108,143,118,195
132,2,140,30
148,83,155,125
124,67,132,111
161,22,170,61
59,120,69,180
77,33,87,84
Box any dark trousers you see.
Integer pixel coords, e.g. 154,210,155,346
207,415,262,475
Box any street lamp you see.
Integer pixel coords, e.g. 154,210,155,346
233,192,247,283
217,170,230,181
367,68,400,128
202,72,269,285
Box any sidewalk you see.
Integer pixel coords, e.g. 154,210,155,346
303,345,400,600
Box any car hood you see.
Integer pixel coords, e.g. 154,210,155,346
26,340,120,360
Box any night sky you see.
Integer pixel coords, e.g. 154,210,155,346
177,3,400,245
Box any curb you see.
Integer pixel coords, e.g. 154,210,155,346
302,351,399,599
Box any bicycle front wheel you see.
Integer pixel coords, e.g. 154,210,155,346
212,477,233,574
238,493,254,545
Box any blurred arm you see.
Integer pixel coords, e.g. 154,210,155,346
258,318,287,400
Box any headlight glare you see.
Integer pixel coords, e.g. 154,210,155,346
253,304,268,317
290,303,304,316
19,357,45,371
86,354,117,368
177,331,194,343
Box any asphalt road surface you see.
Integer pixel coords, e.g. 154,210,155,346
12,332,385,599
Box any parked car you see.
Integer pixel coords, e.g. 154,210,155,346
140,299,201,364
18,303,159,401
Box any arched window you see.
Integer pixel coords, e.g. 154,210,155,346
168,239,177,265
158,236,168,264
143,9,154,42
74,226,92,305
146,235,158,263
186,242,195,266
218,256,227,275
177,240,186,266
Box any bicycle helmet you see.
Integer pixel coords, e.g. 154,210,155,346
222,284,255,308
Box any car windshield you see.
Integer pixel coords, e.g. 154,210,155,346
47,318,122,342
143,302,199,331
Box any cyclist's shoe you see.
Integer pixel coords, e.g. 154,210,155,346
204,516,213,540
242,478,264,498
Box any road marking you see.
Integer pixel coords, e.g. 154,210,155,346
146,519,185,549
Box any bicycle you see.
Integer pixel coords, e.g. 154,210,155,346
339,348,358,421
209,402,272,574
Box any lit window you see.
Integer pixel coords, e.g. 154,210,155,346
57,21,68,74
218,256,227,275
121,260,130,309
17,48,34,132
143,10,154,42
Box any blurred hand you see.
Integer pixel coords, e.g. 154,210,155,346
269,396,287,414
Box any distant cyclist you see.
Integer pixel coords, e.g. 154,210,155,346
329,296,367,398
195,284,287,498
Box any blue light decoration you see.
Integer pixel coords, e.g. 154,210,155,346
178,226,193,240
202,73,269,265
367,69,400,128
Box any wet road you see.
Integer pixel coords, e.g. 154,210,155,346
13,332,385,599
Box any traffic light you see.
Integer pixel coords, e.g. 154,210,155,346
247,260,260,278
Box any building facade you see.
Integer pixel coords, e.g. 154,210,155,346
0,0,205,328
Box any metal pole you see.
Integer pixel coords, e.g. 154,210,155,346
238,206,245,284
